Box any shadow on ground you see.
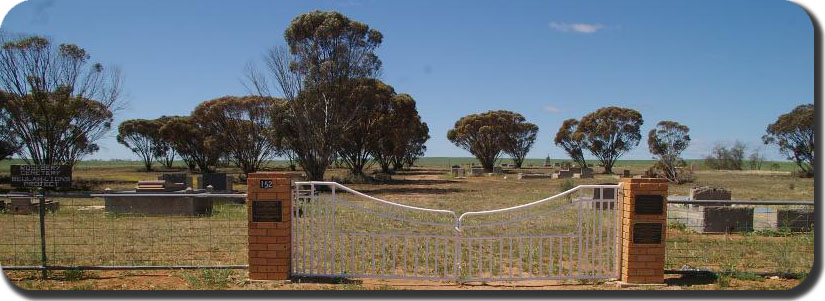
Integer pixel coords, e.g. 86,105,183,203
665,272,717,286
290,276,362,285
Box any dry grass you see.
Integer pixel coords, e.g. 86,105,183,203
0,160,815,290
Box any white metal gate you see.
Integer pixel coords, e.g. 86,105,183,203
291,181,621,281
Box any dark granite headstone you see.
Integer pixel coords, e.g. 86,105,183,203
777,209,814,232
201,173,233,191
161,173,187,184
703,207,753,233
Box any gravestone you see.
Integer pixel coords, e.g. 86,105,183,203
199,173,234,192
702,207,753,233
8,197,59,215
470,168,485,176
690,186,732,201
159,173,193,188
591,183,616,209
552,170,573,179
776,209,814,232
104,194,213,216
451,167,466,178
517,173,552,180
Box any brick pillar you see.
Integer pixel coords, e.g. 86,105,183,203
619,178,668,284
247,172,302,280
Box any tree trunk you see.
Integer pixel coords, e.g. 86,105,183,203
513,157,524,169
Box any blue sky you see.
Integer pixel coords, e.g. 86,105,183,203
0,0,813,161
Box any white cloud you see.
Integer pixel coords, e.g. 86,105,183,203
542,105,562,113
549,22,604,34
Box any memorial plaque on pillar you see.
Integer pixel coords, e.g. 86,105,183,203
634,195,664,214
633,223,663,244
252,201,282,222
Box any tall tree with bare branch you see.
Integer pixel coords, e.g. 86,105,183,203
0,33,122,166
244,11,384,180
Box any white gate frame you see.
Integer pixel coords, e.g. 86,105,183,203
291,181,622,281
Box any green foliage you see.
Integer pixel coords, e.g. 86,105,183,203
251,10,386,181
117,119,163,171
374,93,429,173
447,110,536,172
62,270,86,281
762,104,814,177
572,107,643,174
554,119,587,168
192,96,284,174
704,142,746,170
183,269,235,289
158,116,224,173
337,79,395,176
668,221,688,232
0,33,121,167
503,121,538,168
647,121,691,183
559,179,575,192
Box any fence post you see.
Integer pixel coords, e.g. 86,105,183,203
247,172,302,280
37,187,48,279
619,178,668,284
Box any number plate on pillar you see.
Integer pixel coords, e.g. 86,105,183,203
634,195,664,214
633,223,663,244
252,201,282,222
259,180,273,189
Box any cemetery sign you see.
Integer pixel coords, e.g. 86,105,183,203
10,165,73,188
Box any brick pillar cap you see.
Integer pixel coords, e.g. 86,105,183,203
247,172,305,179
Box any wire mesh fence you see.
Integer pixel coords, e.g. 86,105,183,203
0,193,248,270
0,192,816,277
665,201,814,274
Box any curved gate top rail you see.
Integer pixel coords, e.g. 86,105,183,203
295,181,622,230
294,181,458,219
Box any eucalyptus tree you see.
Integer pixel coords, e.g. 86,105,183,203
192,96,284,175
117,119,163,171
447,110,531,172
244,11,384,181
576,107,643,174
0,33,122,166
158,116,224,173
647,121,690,182
763,104,814,177
554,119,587,168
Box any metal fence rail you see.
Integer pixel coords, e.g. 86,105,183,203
1,193,249,274
1,189,815,279
665,200,814,274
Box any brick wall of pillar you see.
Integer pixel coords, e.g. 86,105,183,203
247,172,302,280
620,178,668,284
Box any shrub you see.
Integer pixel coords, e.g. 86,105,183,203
704,142,746,170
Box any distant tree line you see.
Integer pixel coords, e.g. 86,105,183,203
0,17,813,181
114,11,430,180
